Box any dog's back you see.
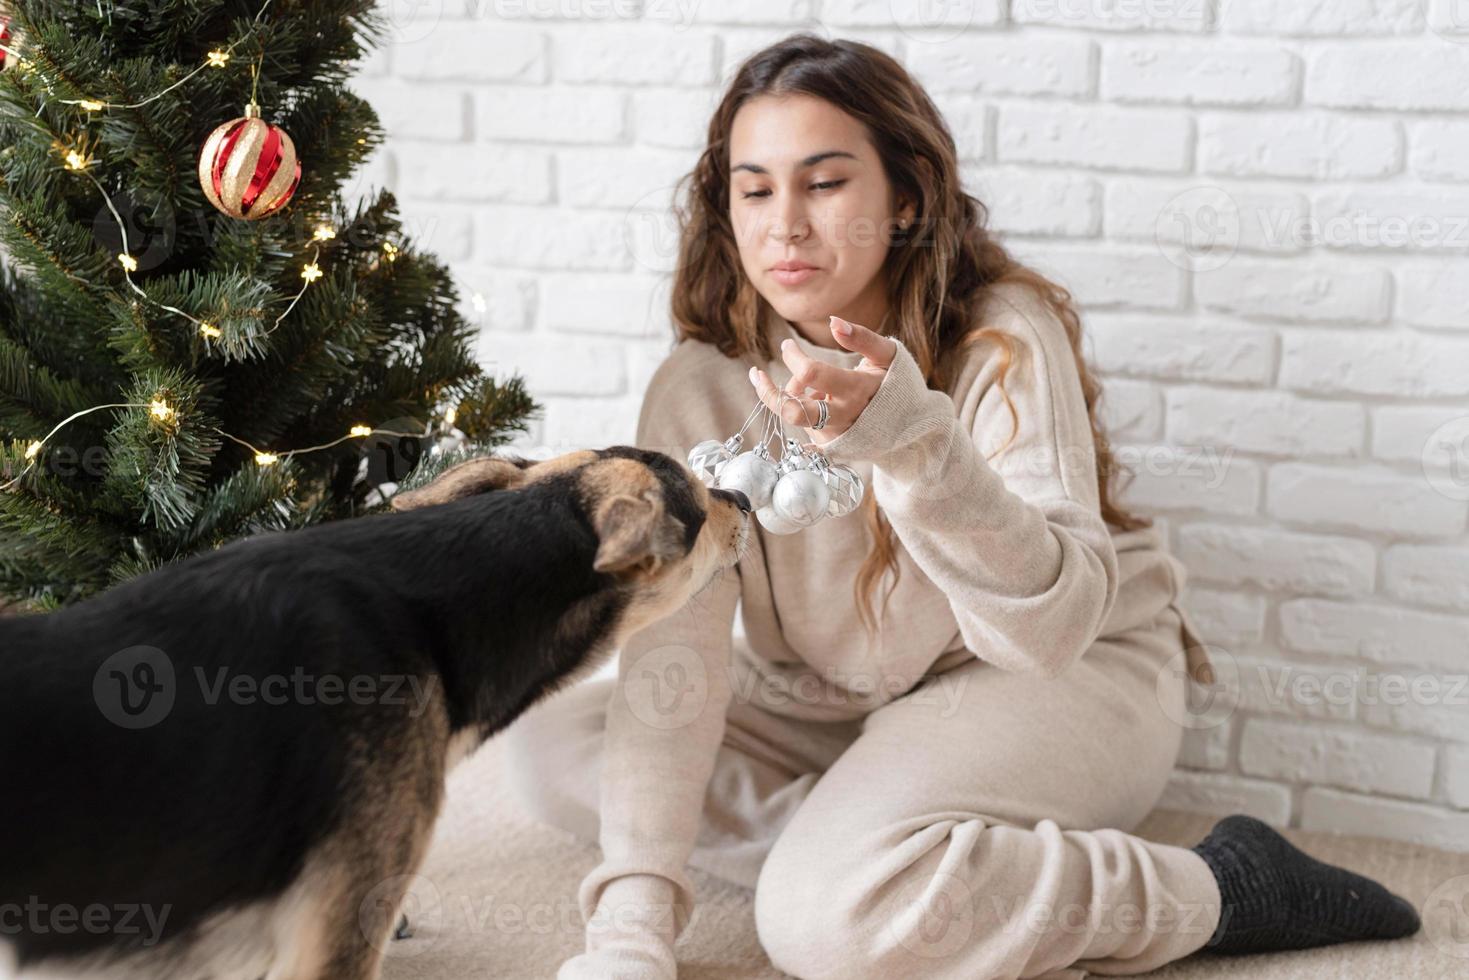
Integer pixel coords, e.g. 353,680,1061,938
0,524,447,976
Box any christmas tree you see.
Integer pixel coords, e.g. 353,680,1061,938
0,0,537,612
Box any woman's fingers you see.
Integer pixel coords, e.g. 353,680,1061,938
829,315,898,369
749,365,826,429
779,339,850,398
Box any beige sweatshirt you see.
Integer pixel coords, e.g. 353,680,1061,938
574,281,1214,942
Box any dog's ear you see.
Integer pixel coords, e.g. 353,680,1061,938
390,456,528,512
592,488,685,577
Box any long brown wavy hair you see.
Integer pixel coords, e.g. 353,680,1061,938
667,33,1151,640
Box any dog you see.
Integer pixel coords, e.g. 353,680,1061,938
0,446,751,980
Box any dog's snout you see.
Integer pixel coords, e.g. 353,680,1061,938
713,487,751,513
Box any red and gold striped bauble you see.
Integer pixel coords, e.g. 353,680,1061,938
0,14,20,72
197,101,301,221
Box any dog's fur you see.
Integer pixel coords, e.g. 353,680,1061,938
0,447,750,980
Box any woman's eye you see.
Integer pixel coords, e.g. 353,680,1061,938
737,180,845,200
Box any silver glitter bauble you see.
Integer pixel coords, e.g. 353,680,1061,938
772,469,830,527
717,450,780,510
822,463,865,518
756,503,803,535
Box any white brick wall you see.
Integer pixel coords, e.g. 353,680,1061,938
358,0,1469,849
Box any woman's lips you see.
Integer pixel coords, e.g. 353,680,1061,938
770,267,820,286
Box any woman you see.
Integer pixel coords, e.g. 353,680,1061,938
505,34,1421,980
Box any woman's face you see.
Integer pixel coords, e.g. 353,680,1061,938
728,94,913,340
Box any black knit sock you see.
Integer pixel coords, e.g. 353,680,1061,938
1190,814,1421,956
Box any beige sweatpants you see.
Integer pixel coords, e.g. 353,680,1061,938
502,605,1225,980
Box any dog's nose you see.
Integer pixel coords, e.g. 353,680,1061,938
715,488,752,513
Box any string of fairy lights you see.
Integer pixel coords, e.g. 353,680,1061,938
0,0,452,496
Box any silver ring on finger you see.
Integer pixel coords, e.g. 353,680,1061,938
812,397,829,430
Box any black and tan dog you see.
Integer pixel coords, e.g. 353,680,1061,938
0,447,751,980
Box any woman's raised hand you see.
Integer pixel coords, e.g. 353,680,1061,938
748,315,898,445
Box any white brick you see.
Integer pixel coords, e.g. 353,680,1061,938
1221,0,1423,36
1178,724,1232,771
475,206,630,270
628,338,677,398
553,27,716,85
1199,113,1401,181
396,204,474,260
1102,42,1297,106
1384,543,1469,612
1184,588,1267,648
1312,188,1469,253
632,88,721,149
1008,245,1187,309
996,104,1192,174
1361,691,1469,748
1449,747,1469,810
478,88,625,143
539,273,666,337
1166,388,1364,457
1370,406,1469,463
478,333,626,397
1087,315,1275,384
1301,788,1469,851
937,98,989,163
1279,329,1469,398
351,81,470,141
1279,599,1469,674
542,395,640,451
1160,772,1293,825
1096,379,1162,440
1176,525,1376,596
393,24,546,81
556,148,691,209
1307,45,1469,112
1105,180,1308,255
478,0,641,21
1240,718,1435,799
1236,657,1356,723
396,143,552,203
1399,261,1469,330
1194,261,1391,325
1409,120,1469,183
677,0,820,25
964,167,1099,237
459,269,537,332
908,36,1094,97
826,0,1005,29
1267,463,1465,536
1013,0,1212,33
720,28,901,80
1113,445,1260,517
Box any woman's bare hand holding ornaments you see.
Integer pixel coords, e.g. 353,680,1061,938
747,315,898,446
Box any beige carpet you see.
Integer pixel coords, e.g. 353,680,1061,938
382,733,1469,980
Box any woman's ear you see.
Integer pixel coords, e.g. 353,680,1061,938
390,456,528,512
